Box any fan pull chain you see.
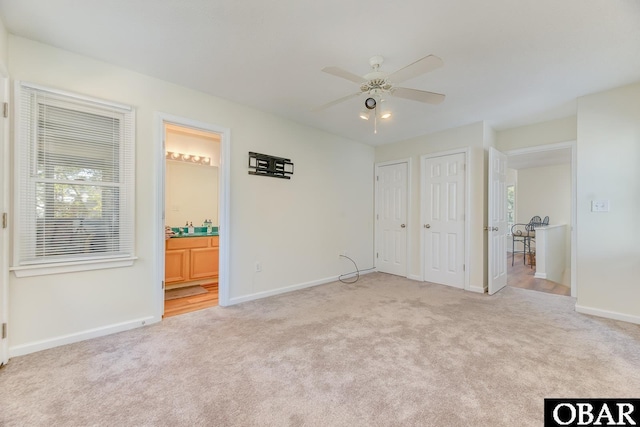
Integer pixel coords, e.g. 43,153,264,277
374,108,378,134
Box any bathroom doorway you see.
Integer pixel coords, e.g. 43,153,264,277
163,123,220,316
155,114,230,320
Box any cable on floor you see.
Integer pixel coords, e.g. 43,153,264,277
338,255,375,284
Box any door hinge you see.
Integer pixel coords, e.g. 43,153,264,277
2,212,6,229
376,252,378,259
2,102,7,118
162,281,165,290
376,175,379,181
1,323,6,339
463,264,466,271
376,214,379,220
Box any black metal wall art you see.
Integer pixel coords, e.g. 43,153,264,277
248,152,294,179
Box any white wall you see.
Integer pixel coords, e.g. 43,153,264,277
0,17,7,70
575,81,640,322
516,164,571,226
516,163,571,284
7,36,375,354
375,122,487,291
496,116,577,151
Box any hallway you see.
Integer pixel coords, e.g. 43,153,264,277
507,253,570,296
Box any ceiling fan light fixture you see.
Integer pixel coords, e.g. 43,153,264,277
364,97,377,110
316,53,445,134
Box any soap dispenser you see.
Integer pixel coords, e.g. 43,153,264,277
188,221,194,235
206,219,212,234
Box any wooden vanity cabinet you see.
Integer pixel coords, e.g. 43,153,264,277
165,249,188,283
165,236,219,286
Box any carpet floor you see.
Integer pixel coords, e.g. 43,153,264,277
1,273,639,426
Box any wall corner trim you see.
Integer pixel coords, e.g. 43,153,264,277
8,315,158,357
575,304,640,325
228,270,376,306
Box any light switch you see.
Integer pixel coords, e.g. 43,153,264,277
591,200,610,212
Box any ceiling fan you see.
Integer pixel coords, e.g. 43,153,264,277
314,54,446,113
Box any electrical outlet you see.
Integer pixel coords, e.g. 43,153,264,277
255,262,262,272
591,200,610,212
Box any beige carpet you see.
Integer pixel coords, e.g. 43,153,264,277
1,273,639,426
164,285,208,300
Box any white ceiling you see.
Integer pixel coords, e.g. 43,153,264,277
1,0,639,146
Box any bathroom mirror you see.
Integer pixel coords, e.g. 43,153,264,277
165,162,219,227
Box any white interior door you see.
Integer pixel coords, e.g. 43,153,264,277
488,147,508,295
0,76,8,365
423,153,465,288
376,162,408,277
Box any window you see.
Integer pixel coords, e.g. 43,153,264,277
507,184,516,233
13,83,135,275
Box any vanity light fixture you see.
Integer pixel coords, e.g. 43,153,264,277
165,151,212,166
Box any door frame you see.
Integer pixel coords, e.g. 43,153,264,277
154,113,231,321
419,148,470,290
374,158,412,278
505,140,577,297
0,73,8,365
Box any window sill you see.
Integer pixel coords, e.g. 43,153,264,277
10,257,138,278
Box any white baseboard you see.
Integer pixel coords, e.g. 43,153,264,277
468,285,486,294
575,304,640,325
228,270,376,306
408,274,423,281
534,272,547,279
9,315,158,358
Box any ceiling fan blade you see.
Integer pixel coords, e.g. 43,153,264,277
392,87,445,104
321,66,364,84
312,92,362,112
388,55,444,84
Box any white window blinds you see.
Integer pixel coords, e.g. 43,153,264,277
16,83,135,267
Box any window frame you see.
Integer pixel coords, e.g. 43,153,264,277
11,82,137,277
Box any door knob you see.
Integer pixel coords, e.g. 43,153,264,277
400,224,406,228
424,224,431,228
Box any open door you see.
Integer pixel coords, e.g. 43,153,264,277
0,75,8,365
375,161,409,277
488,147,508,295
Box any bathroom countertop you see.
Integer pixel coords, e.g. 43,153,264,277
169,226,219,238
170,232,219,238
